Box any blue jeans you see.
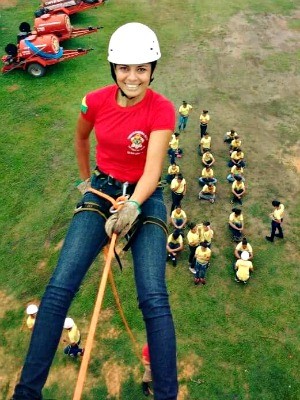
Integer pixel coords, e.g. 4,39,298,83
178,115,188,130
168,148,176,164
195,261,208,279
13,175,178,400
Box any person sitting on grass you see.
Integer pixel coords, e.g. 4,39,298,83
199,131,212,155
224,129,238,143
170,204,187,236
187,222,201,274
199,182,216,203
194,241,211,286
63,317,84,358
234,237,253,260
231,175,246,205
166,229,184,267
228,148,245,168
199,165,217,186
202,149,215,167
229,208,244,242
166,162,180,183
229,135,242,153
227,164,245,183
234,250,254,284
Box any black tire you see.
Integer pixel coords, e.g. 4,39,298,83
27,63,46,78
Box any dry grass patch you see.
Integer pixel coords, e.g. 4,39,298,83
102,360,129,399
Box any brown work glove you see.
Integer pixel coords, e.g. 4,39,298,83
105,201,141,238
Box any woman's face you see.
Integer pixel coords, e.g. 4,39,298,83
115,63,152,100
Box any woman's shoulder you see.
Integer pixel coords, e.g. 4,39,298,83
147,88,175,109
86,84,117,103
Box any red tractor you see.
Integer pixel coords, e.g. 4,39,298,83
2,34,93,77
35,0,106,17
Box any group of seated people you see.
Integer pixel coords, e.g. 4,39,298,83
198,132,218,203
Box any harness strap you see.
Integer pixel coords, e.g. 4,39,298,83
74,201,108,220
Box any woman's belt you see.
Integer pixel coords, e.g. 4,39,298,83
94,167,136,191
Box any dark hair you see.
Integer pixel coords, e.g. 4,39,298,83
234,174,242,181
203,110,208,113
272,200,280,207
189,222,197,229
174,132,180,137
175,204,182,209
230,129,236,134
232,208,242,215
203,221,210,226
200,241,208,248
242,237,248,245
177,173,183,180
172,230,181,239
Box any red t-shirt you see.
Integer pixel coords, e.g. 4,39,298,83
142,343,150,363
81,84,175,183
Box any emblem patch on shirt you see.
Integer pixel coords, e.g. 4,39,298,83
80,96,88,114
127,131,148,154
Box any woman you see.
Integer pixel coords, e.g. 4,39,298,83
231,174,246,205
199,109,210,137
12,23,178,400
202,149,215,167
199,182,216,203
166,162,180,183
229,207,244,242
170,173,187,213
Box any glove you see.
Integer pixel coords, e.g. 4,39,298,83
105,200,141,238
76,178,91,195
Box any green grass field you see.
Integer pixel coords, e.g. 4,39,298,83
0,0,299,399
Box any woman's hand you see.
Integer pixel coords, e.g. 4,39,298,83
105,201,141,238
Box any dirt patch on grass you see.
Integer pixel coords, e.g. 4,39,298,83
6,84,20,92
0,290,18,319
102,360,128,399
0,0,17,9
178,353,203,380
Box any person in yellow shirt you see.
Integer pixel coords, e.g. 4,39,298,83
168,132,180,164
170,204,187,234
229,208,244,242
166,162,180,183
166,230,184,267
199,182,216,203
199,109,210,137
230,135,242,153
170,173,187,213
194,242,211,285
63,317,84,357
227,164,244,183
202,150,215,167
231,175,246,205
228,148,245,168
224,129,238,143
187,222,201,273
199,132,212,154
199,221,214,248
234,251,254,283
178,100,193,132
234,237,253,260
266,200,285,242
199,165,217,186
26,304,38,330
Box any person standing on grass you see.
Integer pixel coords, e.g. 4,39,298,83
12,22,178,400
141,343,152,397
199,221,214,248
170,173,187,213
178,100,193,132
266,200,285,242
63,317,84,358
187,222,201,274
229,208,244,242
194,241,211,285
199,131,212,154
25,304,38,330
168,131,180,164
199,109,210,137
234,250,254,284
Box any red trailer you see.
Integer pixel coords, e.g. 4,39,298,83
35,0,106,17
18,14,102,43
2,33,93,77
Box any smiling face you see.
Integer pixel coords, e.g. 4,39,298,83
115,63,152,102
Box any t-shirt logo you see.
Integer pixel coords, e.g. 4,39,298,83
128,131,147,154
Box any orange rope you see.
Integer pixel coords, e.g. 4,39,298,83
73,233,117,400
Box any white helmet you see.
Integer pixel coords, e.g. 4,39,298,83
107,22,161,64
64,317,75,329
241,251,249,261
26,304,38,315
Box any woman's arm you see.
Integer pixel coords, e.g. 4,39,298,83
130,129,172,205
75,115,94,180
